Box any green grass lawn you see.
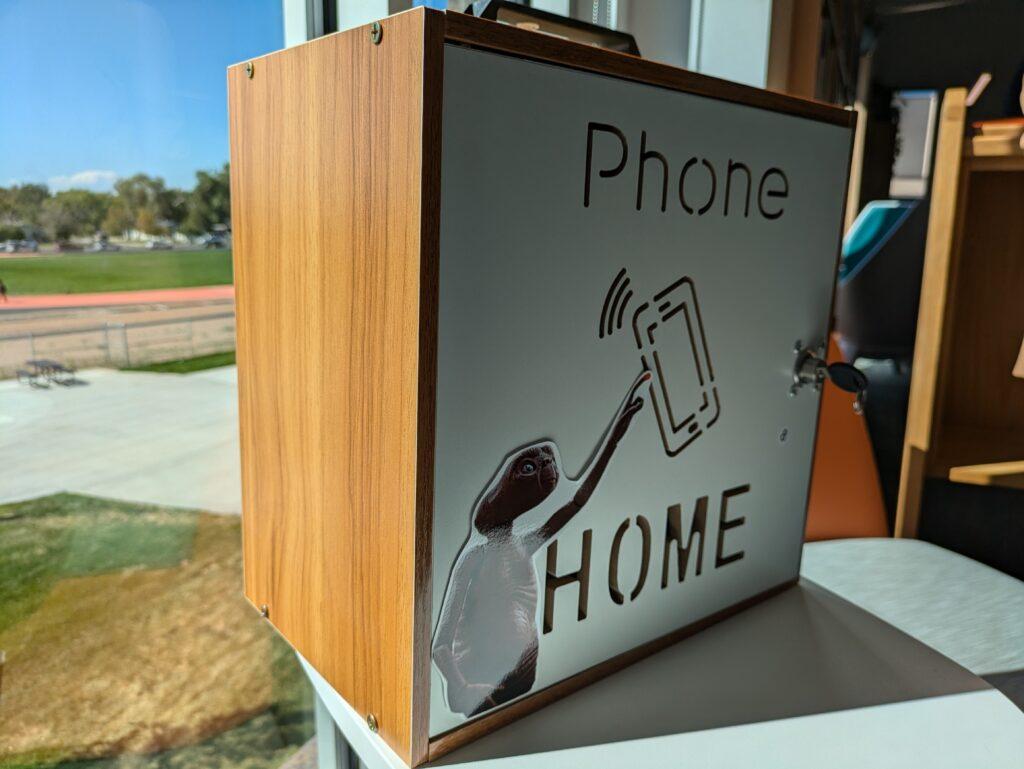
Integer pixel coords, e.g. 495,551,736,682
122,351,236,375
0,494,197,634
0,493,313,769
0,250,232,295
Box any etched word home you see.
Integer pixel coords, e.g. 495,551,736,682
228,9,854,766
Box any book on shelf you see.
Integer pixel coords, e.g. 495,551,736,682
970,132,1024,156
971,117,1024,137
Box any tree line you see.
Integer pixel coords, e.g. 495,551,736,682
0,164,230,242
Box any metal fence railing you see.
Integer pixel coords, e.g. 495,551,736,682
0,312,236,378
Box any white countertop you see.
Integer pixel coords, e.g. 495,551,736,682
302,566,1024,769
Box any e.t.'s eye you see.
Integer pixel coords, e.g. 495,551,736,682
519,460,536,475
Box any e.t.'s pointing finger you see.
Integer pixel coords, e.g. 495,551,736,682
628,370,653,400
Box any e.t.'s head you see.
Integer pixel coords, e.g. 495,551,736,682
474,443,559,535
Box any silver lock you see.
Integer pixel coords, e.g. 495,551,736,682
789,340,868,414
790,340,827,396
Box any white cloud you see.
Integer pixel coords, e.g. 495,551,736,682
47,170,119,192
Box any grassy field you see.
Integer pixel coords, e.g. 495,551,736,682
0,494,312,769
123,351,236,375
0,250,232,295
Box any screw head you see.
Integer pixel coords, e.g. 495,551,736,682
259,604,269,618
245,61,255,79
779,428,788,443
366,713,379,732
370,21,383,45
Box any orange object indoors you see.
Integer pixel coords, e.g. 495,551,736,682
805,336,889,540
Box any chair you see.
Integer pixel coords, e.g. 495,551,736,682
805,335,889,540
834,198,929,361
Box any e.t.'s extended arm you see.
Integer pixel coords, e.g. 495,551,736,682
537,372,649,541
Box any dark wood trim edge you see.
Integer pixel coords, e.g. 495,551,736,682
443,12,854,129
426,577,799,762
411,8,446,767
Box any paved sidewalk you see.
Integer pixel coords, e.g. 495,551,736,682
0,366,241,513
0,284,234,311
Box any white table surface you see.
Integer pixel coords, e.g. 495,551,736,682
303,561,1024,768
802,537,1024,676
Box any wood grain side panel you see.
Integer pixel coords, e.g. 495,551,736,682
444,12,852,128
228,11,429,762
894,88,967,539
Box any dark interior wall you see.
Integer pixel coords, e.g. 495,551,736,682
871,0,1024,120
859,2,1024,580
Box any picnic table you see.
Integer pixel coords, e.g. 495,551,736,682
18,359,77,387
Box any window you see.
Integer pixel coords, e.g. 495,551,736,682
0,3,314,768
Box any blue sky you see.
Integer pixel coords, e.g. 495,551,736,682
0,0,283,192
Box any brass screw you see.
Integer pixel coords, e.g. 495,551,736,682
259,604,269,618
370,21,383,45
245,61,255,79
366,713,379,732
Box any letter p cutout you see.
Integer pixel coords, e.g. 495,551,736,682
584,122,628,207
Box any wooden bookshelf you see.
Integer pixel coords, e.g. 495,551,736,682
966,132,1024,172
949,461,1024,490
895,89,1024,537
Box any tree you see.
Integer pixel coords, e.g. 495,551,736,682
0,224,24,241
135,207,159,235
102,199,134,237
6,184,49,228
0,188,13,224
41,189,112,240
163,188,190,231
0,166,234,240
111,174,177,235
181,164,230,236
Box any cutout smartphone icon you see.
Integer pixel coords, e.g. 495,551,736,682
631,276,720,457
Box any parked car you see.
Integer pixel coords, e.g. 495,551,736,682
86,240,121,252
2,239,37,253
56,241,84,252
146,238,174,250
198,233,228,249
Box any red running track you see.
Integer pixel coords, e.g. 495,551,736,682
0,284,234,311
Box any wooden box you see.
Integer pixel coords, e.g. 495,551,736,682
227,9,854,765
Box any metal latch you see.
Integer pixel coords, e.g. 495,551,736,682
790,340,868,414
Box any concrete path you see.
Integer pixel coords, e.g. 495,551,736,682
0,366,241,513
0,285,234,312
